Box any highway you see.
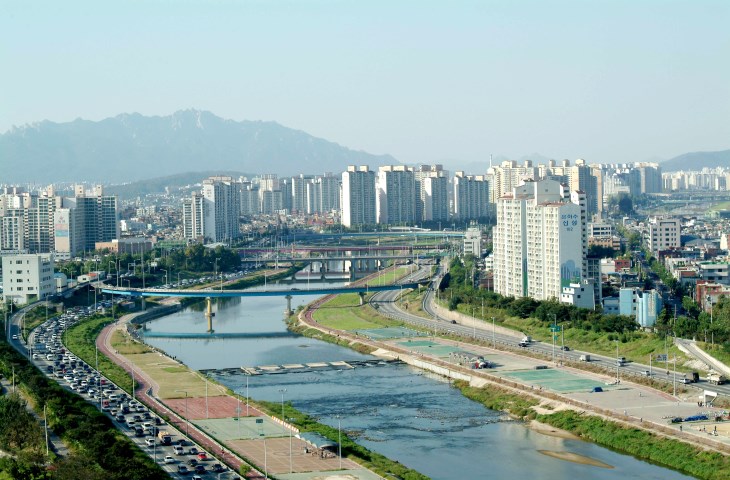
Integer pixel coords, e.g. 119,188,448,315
6,304,238,479
370,264,730,399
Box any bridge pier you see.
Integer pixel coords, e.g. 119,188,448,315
205,297,215,333
358,292,366,306
285,294,293,316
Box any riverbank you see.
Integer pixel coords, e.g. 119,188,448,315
296,293,730,480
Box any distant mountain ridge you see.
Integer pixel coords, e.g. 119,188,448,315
660,149,730,172
0,110,398,183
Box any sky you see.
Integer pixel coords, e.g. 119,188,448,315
1,0,729,169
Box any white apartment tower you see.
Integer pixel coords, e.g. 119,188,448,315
493,179,592,307
202,176,241,243
453,172,490,220
376,166,416,225
182,193,206,240
341,166,376,227
648,217,681,254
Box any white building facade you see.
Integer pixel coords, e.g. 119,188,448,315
341,166,376,227
493,179,592,307
2,253,55,305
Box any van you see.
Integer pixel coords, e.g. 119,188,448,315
579,354,591,362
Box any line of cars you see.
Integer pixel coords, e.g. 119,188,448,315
28,311,235,479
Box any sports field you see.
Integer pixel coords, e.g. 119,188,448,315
396,339,462,357
196,416,286,440
354,326,426,340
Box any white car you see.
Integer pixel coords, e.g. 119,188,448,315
164,455,175,464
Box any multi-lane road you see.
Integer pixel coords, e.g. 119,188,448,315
371,264,730,398
7,304,237,479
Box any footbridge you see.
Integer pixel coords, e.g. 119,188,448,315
101,283,421,333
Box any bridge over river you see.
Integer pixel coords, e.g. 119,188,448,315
101,283,421,332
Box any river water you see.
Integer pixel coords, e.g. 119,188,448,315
143,285,693,480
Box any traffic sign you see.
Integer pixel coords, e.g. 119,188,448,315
655,354,667,362
550,325,562,332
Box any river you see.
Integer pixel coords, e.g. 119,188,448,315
143,284,693,480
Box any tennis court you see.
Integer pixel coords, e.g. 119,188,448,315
502,368,611,393
396,339,462,358
354,326,426,340
195,416,287,441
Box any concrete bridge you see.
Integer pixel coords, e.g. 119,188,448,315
100,283,421,333
240,253,438,279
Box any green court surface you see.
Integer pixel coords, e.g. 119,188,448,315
278,469,385,480
194,416,287,441
396,340,462,357
502,369,610,393
354,326,427,339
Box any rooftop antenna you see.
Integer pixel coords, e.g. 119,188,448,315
489,153,493,169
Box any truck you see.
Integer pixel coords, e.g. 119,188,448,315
157,430,172,445
708,372,726,385
579,354,591,362
519,335,532,347
690,371,700,383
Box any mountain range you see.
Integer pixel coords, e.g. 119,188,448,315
0,110,398,184
1,109,727,184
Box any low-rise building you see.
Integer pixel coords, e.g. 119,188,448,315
1,253,55,305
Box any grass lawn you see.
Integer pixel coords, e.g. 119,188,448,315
697,341,730,368
108,328,226,399
314,293,384,330
710,201,730,211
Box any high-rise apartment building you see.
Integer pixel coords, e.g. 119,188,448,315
341,166,376,227
486,160,539,203
453,172,490,221
493,179,592,307
53,185,119,258
202,176,241,243
414,165,449,223
647,217,681,254
376,166,416,225
182,177,241,243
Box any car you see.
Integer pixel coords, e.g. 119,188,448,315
177,465,189,474
679,377,691,384
192,476,202,480
164,455,175,464
194,465,206,474
188,447,198,455
173,445,185,455
641,370,651,377
560,346,570,351
196,452,207,461
187,459,198,467
211,463,224,473
11,335,18,340
145,438,155,447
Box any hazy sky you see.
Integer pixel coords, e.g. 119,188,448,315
2,0,729,168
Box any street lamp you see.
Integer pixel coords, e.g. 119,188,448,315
175,390,189,438
278,388,287,433
615,340,620,384
161,268,168,286
492,316,496,349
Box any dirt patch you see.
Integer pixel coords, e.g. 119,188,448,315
529,420,580,440
538,450,613,468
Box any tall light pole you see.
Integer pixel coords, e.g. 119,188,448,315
551,314,557,364
615,340,620,384
175,390,189,438
161,268,168,286
278,388,287,433
337,415,342,470
492,316,496,348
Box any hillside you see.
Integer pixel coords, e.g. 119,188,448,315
0,110,398,183
660,149,730,172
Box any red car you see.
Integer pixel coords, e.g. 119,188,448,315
197,452,207,461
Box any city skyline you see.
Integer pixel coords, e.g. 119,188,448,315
2,1,729,170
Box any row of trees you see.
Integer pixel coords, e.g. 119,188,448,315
0,333,166,480
56,244,243,281
442,257,638,334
